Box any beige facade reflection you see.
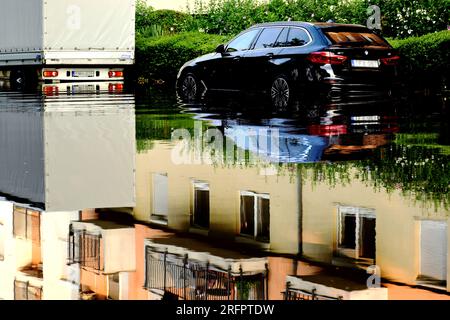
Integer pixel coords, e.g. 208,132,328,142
134,139,450,296
135,141,301,255
301,170,450,292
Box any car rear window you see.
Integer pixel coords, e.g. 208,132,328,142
324,29,390,48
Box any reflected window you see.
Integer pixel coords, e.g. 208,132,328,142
226,29,261,52
253,27,284,49
337,206,376,261
151,173,169,224
418,220,447,287
13,206,41,242
240,192,270,242
192,182,210,229
14,280,42,300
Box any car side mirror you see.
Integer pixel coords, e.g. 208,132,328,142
216,44,226,54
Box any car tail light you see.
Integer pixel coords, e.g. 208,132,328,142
109,83,124,92
109,71,124,78
43,70,58,78
308,124,348,136
307,51,348,65
380,55,400,66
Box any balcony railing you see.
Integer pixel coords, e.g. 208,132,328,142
68,229,103,272
144,246,267,301
284,282,342,301
14,280,42,300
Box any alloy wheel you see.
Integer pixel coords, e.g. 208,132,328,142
271,77,290,109
181,74,198,101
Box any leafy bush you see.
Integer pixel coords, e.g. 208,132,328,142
136,0,154,32
390,30,450,80
135,32,231,83
186,0,370,35
184,0,449,38
371,0,450,39
138,25,164,38
136,1,193,34
137,1,449,38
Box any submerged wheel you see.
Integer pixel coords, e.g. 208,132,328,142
271,75,290,109
178,73,200,102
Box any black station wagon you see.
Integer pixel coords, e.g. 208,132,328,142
176,22,400,107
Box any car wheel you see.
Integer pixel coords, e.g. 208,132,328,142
178,73,200,102
271,75,290,109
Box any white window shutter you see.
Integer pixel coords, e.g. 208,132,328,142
421,221,448,281
152,174,168,216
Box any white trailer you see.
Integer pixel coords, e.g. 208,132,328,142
0,0,135,86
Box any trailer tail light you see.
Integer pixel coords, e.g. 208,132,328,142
43,86,59,96
109,71,124,78
307,52,348,65
43,70,59,78
380,55,400,66
108,83,124,92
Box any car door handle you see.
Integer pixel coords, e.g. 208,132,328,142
266,53,274,58
233,56,241,61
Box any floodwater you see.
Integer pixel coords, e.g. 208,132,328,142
0,81,449,300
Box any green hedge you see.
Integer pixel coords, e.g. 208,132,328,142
135,33,231,83
390,30,450,82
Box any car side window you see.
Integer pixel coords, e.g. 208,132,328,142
285,28,311,47
274,28,289,47
226,29,261,53
253,27,284,50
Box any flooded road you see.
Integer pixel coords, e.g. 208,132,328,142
0,82,449,300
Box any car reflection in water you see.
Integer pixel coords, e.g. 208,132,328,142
0,81,449,301
188,96,400,164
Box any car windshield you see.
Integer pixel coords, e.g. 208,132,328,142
324,29,390,48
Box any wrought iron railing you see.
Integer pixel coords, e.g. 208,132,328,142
14,280,43,300
284,282,342,301
144,246,267,301
68,228,103,271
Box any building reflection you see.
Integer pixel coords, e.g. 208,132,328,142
0,90,449,300
0,88,135,300
130,99,449,300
